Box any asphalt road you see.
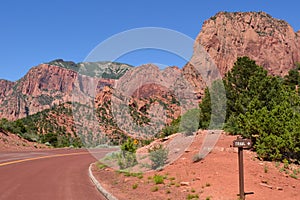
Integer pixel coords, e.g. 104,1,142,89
0,149,113,200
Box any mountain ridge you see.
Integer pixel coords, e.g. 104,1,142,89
0,60,133,120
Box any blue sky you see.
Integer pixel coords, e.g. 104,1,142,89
0,0,299,81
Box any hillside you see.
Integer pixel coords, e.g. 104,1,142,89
0,129,47,151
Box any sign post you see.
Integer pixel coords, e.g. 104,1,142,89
233,137,254,200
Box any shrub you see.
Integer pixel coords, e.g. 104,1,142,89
117,151,138,170
187,194,199,200
117,138,138,169
132,183,138,189
205,182,211,187
153,174,164,184
96,162,107,170
149,144,169,170
264,165,268,173
179,109,200,136
283,158,289,169
290,173,298,179
160,117,181,138
151,186,159,192
121,138,138,153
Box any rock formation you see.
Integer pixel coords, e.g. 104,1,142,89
193,11,300,76
0,60,132,120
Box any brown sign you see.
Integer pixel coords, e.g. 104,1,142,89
233,138,252,149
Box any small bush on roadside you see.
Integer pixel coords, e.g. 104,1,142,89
117,138,138,169
117,152,138,169
96,162,107,170
149,144,169,170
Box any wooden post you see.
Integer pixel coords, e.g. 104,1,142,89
238,147,245,200
233,137,254,199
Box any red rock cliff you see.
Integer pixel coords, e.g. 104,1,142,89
194,11,300,76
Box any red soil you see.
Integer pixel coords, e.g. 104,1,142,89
92,131,299,200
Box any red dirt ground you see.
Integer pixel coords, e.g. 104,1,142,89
92,131,300,200
0,130,48,151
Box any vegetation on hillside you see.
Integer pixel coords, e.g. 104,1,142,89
0,103,83,148
47,59,133,79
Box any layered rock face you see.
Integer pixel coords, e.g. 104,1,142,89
182,11,300,98
193,11,300,76
0,61,132,120
0,64,78,120
94,64,197,141
0,79,14,98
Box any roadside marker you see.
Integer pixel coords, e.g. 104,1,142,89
233,137,254,200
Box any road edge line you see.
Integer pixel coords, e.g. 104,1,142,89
89,163,118,200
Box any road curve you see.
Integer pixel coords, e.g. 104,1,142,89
0,149,112,200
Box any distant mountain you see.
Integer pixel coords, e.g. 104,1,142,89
0,60,133,121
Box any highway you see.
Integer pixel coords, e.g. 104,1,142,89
0,149,113,200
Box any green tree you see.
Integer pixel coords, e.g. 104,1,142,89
238,100,300,161
221,57,300,162
160,116,181,138
284,68,300,90
224,56,267,118
179,109,200,135
199,88,211,129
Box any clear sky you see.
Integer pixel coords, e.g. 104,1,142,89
0,0,299,81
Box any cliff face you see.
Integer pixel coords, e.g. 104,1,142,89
193,11,300,76
0,61,132,120
182,11,300,98
94,64,196,141
0,64,78,120
0,79,15,98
